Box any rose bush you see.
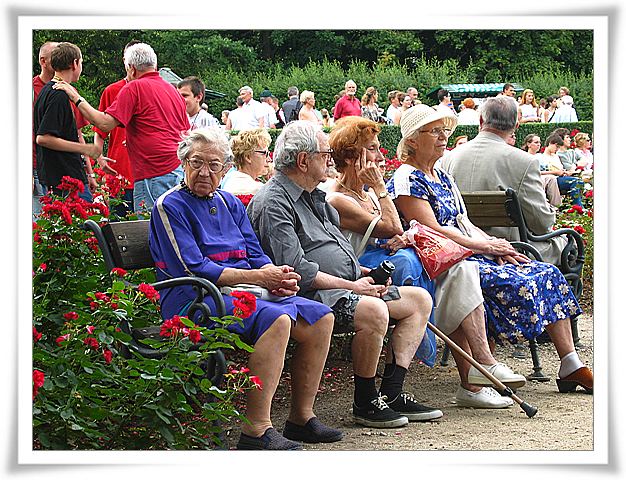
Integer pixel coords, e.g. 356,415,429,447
33,177,257,449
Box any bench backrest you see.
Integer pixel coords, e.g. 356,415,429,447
101,220,153,270
461,190,517,227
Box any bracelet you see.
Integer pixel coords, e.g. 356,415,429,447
75,96,84,108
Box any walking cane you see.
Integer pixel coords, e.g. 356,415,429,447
427,322,538,418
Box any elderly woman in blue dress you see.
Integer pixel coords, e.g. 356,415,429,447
327,116,526,409
388,105,593,395
149,127,342,450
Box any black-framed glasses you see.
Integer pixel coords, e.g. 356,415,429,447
186,158,231,173
419,127,453,138
254,150,271,158
312,150,334,161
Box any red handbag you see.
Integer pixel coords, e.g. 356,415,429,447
406,220,473,279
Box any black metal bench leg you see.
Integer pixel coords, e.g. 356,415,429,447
527,338,550,382
440,344,450,366
571,317,581,347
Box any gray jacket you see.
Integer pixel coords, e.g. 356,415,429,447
440,131,566,265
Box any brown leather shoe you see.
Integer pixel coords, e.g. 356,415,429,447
556,366,593,394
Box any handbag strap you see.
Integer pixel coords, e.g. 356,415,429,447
355,214,381,257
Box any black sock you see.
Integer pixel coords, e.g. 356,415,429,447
379,364,407,400
354,375,378,408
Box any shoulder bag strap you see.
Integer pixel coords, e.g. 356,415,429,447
355,214,381,258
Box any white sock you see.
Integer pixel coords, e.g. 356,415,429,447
558,351,584,379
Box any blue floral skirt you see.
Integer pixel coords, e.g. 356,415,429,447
467,255,582,344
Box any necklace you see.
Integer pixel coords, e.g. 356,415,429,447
189,110,200,130
180,180,214,200
336,180,368,202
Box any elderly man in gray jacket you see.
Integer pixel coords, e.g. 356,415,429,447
440,96,567,265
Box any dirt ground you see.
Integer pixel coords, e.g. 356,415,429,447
223,291,594,451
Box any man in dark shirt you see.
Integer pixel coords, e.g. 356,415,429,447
34,42,101,200
248,121,442,429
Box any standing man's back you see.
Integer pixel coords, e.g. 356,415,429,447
52,42,190,213
440,96,566,264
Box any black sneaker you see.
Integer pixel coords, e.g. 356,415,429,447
352,394,409,428
383,392,443,421
236,427,303,450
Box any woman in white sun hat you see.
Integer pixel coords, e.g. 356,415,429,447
387,104,593,398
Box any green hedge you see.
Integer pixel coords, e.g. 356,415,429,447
242,120,594,156
84,120,593,158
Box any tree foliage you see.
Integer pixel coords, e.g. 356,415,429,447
32,28,593,117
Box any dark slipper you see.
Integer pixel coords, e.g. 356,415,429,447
283,417,343,443
236,427,302,450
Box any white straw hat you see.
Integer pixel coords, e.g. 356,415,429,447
399,104,458,139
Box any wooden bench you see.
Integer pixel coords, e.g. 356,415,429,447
439,189,585,382
83,219,227,381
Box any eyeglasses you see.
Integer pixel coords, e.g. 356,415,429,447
313,150,334,161
419,127,453,138
186,158,231,173
254,150,271,158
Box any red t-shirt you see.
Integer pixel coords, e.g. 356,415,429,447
333,94,362,120
105,71,190,182
93,79,134,187
32,76,89,168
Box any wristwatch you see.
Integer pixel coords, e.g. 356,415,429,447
378,190,389,199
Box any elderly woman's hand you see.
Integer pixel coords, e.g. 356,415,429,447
496,252,532,266
479,237,518,257
355,147,386,190
382,234,409,254
259,265,301,296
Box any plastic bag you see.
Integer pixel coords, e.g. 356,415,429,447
405,220,473,279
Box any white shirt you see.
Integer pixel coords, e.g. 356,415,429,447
188,109,219,130
457,108,480,125
238,99,265,130
259,101,278,129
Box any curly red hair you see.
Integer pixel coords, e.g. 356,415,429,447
328,116,381,172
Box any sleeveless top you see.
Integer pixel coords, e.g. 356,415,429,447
326,190,380,253
520,103,538,120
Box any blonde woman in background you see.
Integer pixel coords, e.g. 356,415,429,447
518,89,541,124
298,90,322,125
221,128,273,196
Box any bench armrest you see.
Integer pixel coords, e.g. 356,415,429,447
526,227,585,275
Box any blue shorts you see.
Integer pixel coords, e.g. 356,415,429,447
133,166,184,213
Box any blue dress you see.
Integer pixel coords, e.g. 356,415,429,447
387,166,582,344
149,185,332,344
359,245,438,367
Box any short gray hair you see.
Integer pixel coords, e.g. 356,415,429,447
480,96,518,132
273,121,320,171
177,127,233,164
124,42,157,71
287,86,299,97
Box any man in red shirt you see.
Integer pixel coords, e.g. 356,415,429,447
91,40,141,216
53,42,190,213
332,80,362,122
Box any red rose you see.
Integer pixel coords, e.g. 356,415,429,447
250,375,263,390
573,225,586,234
138,283,160,302
39,263,47,272
86,325,95,334
33,369,45,399
84,337,100,350
240,366,250,374
55,334,70,346
188,329,202,344
103,349,113,364
111,267,127,277
160,315,186,337
33,327,42,342
231,291,257,319
63,311,79,321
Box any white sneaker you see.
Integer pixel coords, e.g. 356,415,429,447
467,362,527,389
455,386,514,409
